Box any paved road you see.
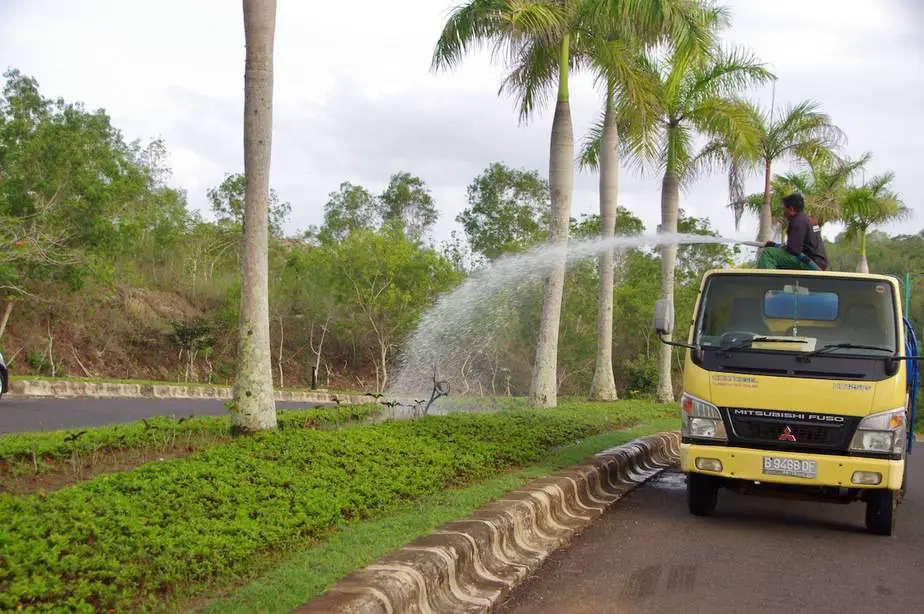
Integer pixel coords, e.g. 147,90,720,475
496,451,923,614
0,397,333,433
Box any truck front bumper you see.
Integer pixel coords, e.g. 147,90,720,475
681,443,903,490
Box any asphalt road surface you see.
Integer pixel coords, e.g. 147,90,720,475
496,451,923,614
0,397,333,433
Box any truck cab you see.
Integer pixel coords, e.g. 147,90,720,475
653,268,917,535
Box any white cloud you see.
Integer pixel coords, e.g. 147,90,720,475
1,0,922,250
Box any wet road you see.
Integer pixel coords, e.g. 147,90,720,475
496,451,923,614
0,397,332,433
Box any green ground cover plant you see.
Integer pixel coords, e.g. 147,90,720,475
203,417,677,614
0,401,675,612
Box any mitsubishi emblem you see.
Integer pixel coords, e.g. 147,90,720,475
778,426,797,442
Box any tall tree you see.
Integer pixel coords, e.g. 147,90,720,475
603,44,773,401
434,0,583,408
578,6,719,400
232,0,277,434
840,170,909,273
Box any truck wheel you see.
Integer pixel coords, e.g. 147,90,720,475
687,472,718,516
865,489,896,536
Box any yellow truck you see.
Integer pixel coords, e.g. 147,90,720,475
653,268,919,535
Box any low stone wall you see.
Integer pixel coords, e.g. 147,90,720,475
7,379,378,405
292,431,680,614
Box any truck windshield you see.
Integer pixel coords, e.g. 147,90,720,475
693,274,898,357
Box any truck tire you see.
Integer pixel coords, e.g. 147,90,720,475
865,489,896,536
687,472,718,516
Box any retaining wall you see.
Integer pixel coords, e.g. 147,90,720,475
7,379,377,405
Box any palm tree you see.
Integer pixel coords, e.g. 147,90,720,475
433,0,580,408
577,7,723,401
742,100,845,242
585,44,773,401
232,0,277,434
744,154,870,243
432,0,726,408
841,171,909,273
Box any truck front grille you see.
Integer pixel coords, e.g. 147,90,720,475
723,408,859,453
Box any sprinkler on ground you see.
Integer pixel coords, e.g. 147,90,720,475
424,366,450,415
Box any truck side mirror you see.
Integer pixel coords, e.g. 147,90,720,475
653,299,674,336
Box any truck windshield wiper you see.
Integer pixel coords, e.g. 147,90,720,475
801,343,894,358
716,336,808,354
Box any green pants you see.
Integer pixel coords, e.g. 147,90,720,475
756,247,818,270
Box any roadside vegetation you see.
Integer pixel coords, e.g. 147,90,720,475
0,405,381,494
1,32,917,403
0,400,675,612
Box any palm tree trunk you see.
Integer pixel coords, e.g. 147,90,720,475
529,34,573,409
758,158,773,243
232,0,278,434
657,170,679,403
589,84,618,401
857,230,869,273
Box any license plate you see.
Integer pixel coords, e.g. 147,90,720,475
762,456,817,479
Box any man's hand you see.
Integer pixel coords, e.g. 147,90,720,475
764,241,779,248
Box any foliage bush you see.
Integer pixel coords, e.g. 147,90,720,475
0,402,673,611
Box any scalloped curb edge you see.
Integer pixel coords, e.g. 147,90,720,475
291,430,681,614
7,379,378,405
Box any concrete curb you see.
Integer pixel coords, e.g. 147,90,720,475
291,430,681,614
7,379,379,405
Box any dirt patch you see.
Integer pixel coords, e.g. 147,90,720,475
122,287,203,330
0,443,218,495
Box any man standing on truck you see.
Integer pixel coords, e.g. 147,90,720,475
757,193,829,271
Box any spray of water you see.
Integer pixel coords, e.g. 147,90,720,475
386,232,752,408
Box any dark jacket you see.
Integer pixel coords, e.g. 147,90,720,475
785,212,828,270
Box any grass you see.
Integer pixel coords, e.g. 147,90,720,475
0,400,676,612
200,417,677,614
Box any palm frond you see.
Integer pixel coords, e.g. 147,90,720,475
431,0,509,72
431,0,566,74
578,109,605,171
583,36,661,119
766,99,846,164
691,137,747,227
497,36,569,123
681,44,775,108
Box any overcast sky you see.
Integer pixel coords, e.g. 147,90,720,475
2,0,922,248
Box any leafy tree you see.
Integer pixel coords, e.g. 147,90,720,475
311,181,380,243
378,171,438,241
206,172,291,237
326,227,463,392
232,0,278,434
456,162,550,262
0,68,193,332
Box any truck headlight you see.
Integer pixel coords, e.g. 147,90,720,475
849,408,906,455
681,393,727,441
